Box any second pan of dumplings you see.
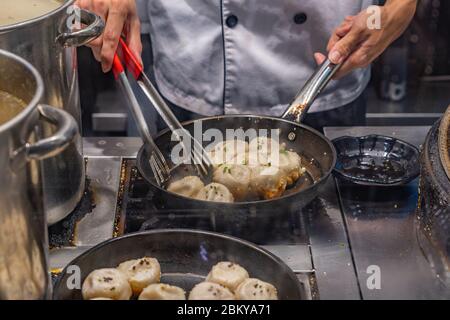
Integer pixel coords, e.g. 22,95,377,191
53,229,305,300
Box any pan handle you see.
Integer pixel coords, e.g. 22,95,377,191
282,59,342,124
57,8,105,47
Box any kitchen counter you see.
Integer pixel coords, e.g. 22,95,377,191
325,126,449,299
49,126,450,300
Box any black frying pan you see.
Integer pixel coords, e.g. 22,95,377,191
137,60,340,214
53,229,305,300
138,116,335,214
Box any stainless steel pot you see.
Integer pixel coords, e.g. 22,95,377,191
0,0,104,224
0,50,78,299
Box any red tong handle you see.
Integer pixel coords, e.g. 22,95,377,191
112,54,124,79
118,38,144,80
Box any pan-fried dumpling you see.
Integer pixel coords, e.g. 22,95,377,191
249,165,288,199
138,284,186,300
167,176,205,198
248,136,282,167
278,150,303,185
208,139,248,166
117,257,161,295
235,278,278,300
195,183,235,203
247,138,299,199
188,282,235,300
82,268,132,300
206,262,249,291
212,165,251,200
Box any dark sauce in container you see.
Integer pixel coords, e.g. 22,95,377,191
340,156,407,184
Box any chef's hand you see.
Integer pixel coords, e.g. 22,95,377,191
75,0,142,72
314,0,417,79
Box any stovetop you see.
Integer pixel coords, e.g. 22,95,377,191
49,140,356,300
115,161,310,245
48,127,450,300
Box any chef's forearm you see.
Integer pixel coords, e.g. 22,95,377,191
385,0,418,6
325,0,418,77
384,0,417,18
381,0,417,44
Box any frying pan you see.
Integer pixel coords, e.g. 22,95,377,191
53,229,305,300
137,60,339,214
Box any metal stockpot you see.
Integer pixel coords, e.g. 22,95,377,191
0,0,104,224
0,50,78,299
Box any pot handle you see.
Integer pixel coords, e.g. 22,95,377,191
26,105,79,161
282,59,342,123
57,8,105,47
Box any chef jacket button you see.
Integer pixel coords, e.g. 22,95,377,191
294,12,308,25
226,15,239,28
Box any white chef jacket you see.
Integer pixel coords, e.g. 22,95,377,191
136,0,374,116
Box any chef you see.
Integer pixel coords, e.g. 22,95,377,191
76,0,417,130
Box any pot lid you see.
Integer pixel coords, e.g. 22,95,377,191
439,105,450,181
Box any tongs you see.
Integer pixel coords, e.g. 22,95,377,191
116,38,213,182
112,54,170,187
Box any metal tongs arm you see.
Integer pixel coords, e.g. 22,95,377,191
117,38,213,181
112,55,170,186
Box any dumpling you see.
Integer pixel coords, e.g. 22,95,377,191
212,165,251,200
167,176,205,198
188,282,235,300
138,284,186,300
117,257,161,295
248,136,282,167
249,165,288,199
206,262,249,291
82,268,132,300
247,136,302,198
278,151,303,185
235,278,278,300
208,139,248,166
195,183,235,203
